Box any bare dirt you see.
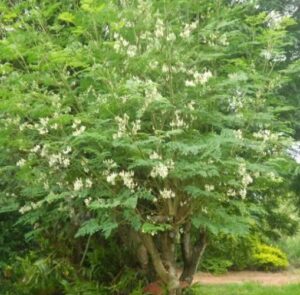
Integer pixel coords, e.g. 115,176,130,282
193,270,300,286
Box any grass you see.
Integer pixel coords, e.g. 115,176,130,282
190,283,300,295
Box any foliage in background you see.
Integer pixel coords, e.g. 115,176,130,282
200,235,288,274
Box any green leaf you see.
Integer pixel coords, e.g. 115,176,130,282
58,12,76,24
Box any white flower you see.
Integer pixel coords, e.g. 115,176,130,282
242,174,253,186
239,188,247,199
113,113,129,139
19,204,32,214
40,117,49,126
162,64,169,73
30,145,41,153
166,33,176,42
159,188,175,199
150,163,169,178
149,152,162,160
86,178,93,188
187,101,195,111
193,70,213,85
103,159,117,169
149,61,159,69
72,125,86,136
185,80,196,87
127,45,137,57
74,178,83,191
119,170,136,190
260,49,273,61
234,130,243,140
16,158,26,167
106,172,118,185
253,129,278,142
132,119,141,135
62,158,70,167
228,95,244,112
63,146,72,154
84,197,92,206
267,10,284,28
205,184,215,192
180,21,198,39
227,189,236,197
166,159,175,170
170,111,187,129
154,18,164,38
238,163,247,176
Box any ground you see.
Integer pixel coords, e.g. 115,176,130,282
193,270,300,286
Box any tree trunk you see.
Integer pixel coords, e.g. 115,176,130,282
161,232,181,294
180,224,207,285
140,232,182,294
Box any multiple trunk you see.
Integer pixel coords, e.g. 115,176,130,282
180,223,207,285
139,224,207,294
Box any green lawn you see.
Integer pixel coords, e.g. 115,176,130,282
190,283,300,295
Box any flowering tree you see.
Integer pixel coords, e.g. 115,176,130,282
0,0,298,293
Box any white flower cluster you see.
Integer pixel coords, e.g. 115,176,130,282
119,170,136,191
170,110,187,129
103,159,118,169
141,80,163,113
113,33,137,58
113,114,129,139
154,18,164,38
106,172,118,185
150,159,174,179
149,152,162,160
16,158,26,167
34,117,49,135
105,169,136,191
35,145,72,171
228,90,244,112
113,114,141,139
84,197,92,206
73,178,93,191
159,188,175,199
227,162,253,199
72,119,86,136
19,121,33,131
233,129,243,140
253,129,279,142
132,119,141,135
185,70,213,87
48,153,70,168
266,11,284,28
205,184,215,192
180,20,198,39
238,163,253,199
260,50,286,62
19,201,42,214
266,171,283,183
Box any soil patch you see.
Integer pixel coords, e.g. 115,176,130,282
193,270,300,286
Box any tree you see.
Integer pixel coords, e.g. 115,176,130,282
0,0,298,293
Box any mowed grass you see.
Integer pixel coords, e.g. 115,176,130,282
190,283,300,295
